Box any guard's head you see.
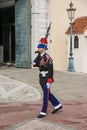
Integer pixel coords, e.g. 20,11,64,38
37,38,48,50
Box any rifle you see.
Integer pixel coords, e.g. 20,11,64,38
45,22,52,39
35,22,52,53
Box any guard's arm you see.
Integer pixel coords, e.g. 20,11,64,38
47,59,54,83
32,54,40,67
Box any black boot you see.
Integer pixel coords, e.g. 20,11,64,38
51,106,62,114
37,114,46,118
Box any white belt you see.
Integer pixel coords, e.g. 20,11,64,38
40,71,48,77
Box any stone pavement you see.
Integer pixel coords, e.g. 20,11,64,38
0,74,40,102
0,65,87,130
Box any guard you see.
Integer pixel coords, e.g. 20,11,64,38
33,38,62,118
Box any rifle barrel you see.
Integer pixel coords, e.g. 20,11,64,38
45,22,52,39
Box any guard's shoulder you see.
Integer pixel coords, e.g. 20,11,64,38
45,53,53,62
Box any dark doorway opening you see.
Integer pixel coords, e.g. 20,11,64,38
0,6,15,63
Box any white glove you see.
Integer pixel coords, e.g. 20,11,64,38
32,61,36,65
46,82,51,89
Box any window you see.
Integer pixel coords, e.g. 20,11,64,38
74,36,79,48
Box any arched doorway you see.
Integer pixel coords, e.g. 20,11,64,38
0,0,31,68
0,6,15,64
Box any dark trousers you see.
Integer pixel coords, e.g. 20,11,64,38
41,84,60,113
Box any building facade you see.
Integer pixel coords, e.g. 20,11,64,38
0,0,49,68
50,0,87,71
0,0,87,73
66,16,87,73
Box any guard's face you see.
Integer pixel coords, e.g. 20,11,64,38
38,48,46,54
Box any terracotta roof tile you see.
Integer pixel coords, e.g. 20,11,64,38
65,16,87,34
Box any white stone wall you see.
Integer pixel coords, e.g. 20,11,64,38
31,0,50,62
67,34,87,73
84,30,87,38
82,36,87,73
73,35,85,73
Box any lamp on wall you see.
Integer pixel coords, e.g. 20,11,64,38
66,1,76,72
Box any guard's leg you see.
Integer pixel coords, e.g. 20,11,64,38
49,92,62,113
37,84,50,118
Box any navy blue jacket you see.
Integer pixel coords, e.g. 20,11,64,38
33,52,54,86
